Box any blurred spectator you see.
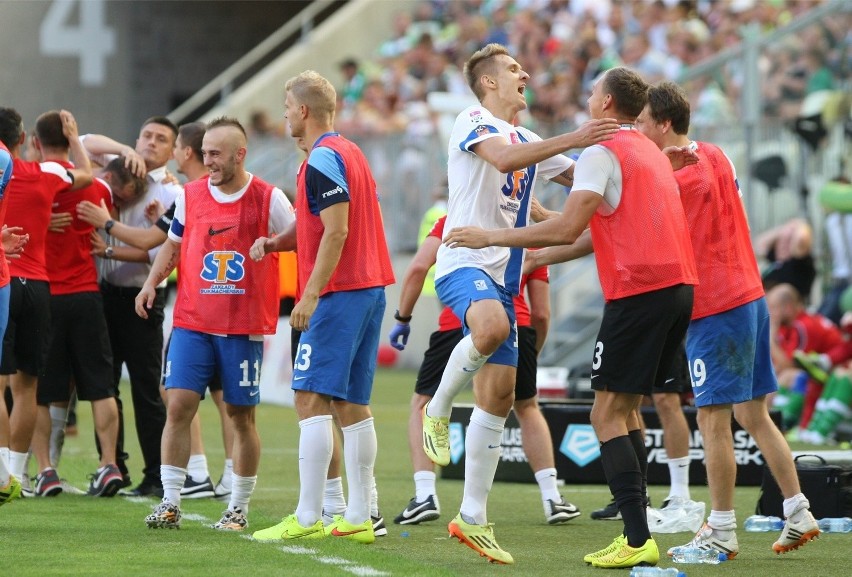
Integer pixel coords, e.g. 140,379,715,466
338,58,367,109
757,217,817,302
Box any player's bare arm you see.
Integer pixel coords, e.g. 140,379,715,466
135,238,180,319
473,118,619,174
61,110,94,190
250,221,296,262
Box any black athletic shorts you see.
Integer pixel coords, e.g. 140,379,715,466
413,326,539,401
1,278,51,376
653,339,691,394
591,284,693,396
39,292,116,403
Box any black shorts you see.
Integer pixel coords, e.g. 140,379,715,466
591,284,693,396
653,339,691,394
39,292,116,403
161,331,222,393
413,326,539,402
1,278,51,376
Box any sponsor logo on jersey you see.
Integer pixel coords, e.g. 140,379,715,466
321,185,345,199
200,251,246,294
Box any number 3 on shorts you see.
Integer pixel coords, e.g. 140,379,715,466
592,341,604,370
295,343,312,371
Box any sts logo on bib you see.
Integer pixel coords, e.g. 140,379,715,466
200,251,246,294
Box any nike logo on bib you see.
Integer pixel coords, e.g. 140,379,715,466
209,225,236,236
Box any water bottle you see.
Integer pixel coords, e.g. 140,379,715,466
817,517,852,533
629,568,685,577
743,515,785,532
671,547,725,564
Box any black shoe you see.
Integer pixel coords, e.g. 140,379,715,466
590,498,621,520
545,497,581,524
393,495,440,525
121,482,164,498
372,513,387,537
180,475,215,499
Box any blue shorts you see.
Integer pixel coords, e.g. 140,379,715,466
165,327,263,406
292,287,385,405
435,267,517,367
686,297,777,407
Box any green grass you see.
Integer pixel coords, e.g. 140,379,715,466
2,368,841,576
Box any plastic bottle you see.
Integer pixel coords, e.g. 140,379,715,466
671,547,725,564
629,568,685,577
743,515,785,532
817,517,852,533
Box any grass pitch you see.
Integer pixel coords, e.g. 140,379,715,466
1,368,841,576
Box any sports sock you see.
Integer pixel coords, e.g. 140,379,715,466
295,415,333,527
48,405,68,468
534,467,561,505
428,335,490,417
708,509,736,538
459,407,505,525
0,456,9,486
9,451,27,481
221,458,233,489
666,456,691,500
628,429,648,509
370,476,379,518
413,470,437,503
229,473,257,515
161,464,187,505
323,476,346,517
782,493,810,521
600,435,649,548
187,454,210,482
0,447,9,470
341,417,377,525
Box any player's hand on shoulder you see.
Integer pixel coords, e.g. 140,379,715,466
48,212,73,233
663,145,699,171
570,117,620,147
443,226,490,249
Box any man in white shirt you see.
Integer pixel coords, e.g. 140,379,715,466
81,117,182,497
420,43,619,564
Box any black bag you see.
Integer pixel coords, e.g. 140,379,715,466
756,454,852,519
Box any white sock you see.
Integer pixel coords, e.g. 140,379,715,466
414,470,437,503
459,407,505,525
370,476,379,518
708,509,737,537
187,454,209,482
666,456,691,499
783,492,810,520
48,405,68,468
341,417,377,525
220,459,233,489
0,447,9,470
295,415,333,527
323,476,346,516
535,467,561,504
0,455,9,486
428,335,490,417
9,451,27,481
161,464,187,506
229,473,257,515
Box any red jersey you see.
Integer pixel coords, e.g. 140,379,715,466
0,141,10,289
46,170,112,295
592,131,698,301
429,216,548,331
172,176,279,335
296,133,394,295
675,142,764,319
778,311,845,358
5,158,74,281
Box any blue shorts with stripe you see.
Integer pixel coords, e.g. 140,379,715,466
165,327,263,406
435,267,517,367
686,297,778,407
292,287,385,405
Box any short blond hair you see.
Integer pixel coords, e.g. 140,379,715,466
284,70,337,124
463,43,510,100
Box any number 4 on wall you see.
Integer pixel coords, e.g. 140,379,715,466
40,0,116,86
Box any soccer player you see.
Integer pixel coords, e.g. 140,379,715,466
250,70,395,544
636,80,819,557
419,43,618,565
138,117,294,530
444,67,699,568
389,214,580,527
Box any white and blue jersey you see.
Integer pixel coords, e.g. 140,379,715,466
435,105,572,295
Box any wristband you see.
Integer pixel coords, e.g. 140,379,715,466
104,219,115,235
394,310,412,323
